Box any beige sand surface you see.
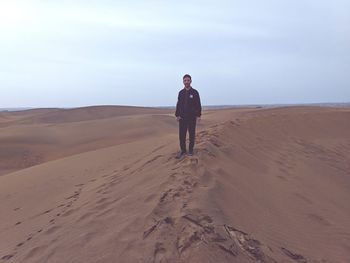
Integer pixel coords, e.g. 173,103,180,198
1,106,349,262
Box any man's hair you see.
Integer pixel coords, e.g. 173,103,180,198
183,74,192,80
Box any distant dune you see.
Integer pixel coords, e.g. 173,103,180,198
0,106,174,176
0,105,349,262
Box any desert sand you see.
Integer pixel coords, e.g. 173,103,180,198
0,105,350,263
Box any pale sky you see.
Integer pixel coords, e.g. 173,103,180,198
0,0,349,107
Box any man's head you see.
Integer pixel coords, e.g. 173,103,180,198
183,74,192,89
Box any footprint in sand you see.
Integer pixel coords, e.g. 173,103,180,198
96,207,114,218
159,189,173,203
163,216,174,226
307,213,331,226
153,242,167,263
293,192,313,204
61,208,78,217
42,209,53,214
44,225,61,235
16,242,24,247
96,197,108,204
280,247,307,262
76,211,94,222
143,221,160,239
1,254,14,260
24,245,47,260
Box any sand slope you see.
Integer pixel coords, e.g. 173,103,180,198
0,106,174,176
0,106,350,262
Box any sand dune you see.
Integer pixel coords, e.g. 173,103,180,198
0,106,350,262
0,106,171,126
0,106,174,176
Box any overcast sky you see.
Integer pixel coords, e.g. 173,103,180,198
0,0,349,107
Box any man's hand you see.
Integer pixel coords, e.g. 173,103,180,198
176,116,182,122
197,116,201,123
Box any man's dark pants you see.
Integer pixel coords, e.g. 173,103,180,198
179,117,197,153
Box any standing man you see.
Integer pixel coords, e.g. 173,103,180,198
175,74,202,159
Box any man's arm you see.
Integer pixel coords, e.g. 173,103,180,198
196,90,202,117
175,92,180,117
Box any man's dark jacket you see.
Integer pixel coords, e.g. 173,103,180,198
175,87,202,119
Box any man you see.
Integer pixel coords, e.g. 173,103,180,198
175,74,202,159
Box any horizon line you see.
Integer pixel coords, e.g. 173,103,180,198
1,102,350,112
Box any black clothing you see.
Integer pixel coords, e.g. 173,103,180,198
184,89,190,117
175,87,201,119
179,117,196,153
175,87,201,153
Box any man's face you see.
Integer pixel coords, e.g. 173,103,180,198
183,77,192,88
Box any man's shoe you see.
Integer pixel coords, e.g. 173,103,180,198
175,151,186,159
187,150,194,156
